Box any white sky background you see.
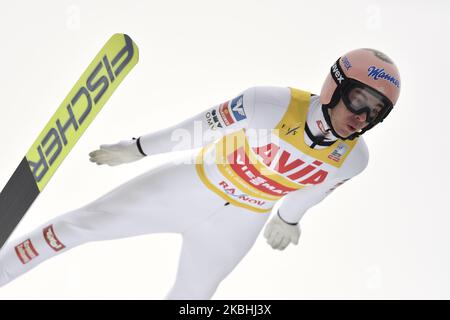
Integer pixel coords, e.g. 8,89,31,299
0,0,448,299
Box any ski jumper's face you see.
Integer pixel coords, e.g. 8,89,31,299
328,96,382,138
328,99,367,138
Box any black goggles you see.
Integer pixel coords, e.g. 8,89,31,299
339,79,393,124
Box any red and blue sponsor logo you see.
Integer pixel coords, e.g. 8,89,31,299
219,101,235,126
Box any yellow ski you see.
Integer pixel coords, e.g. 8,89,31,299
0,33,139,249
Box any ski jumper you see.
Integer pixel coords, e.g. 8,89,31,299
0,86,368,299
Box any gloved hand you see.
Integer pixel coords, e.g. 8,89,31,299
89,139,144,166
263,212,301,250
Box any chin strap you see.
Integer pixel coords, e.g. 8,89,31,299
304,121,336,148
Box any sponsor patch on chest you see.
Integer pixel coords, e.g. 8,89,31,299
328,142,349,162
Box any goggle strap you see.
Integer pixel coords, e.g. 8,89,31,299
330,58,348,86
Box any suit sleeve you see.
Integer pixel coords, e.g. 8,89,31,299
277,139,370,224
137,87,256,156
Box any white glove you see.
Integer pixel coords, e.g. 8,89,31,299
89,139,145,166
263,212,301,250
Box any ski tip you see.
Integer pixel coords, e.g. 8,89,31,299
110,33,134,44
114,33,139,63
